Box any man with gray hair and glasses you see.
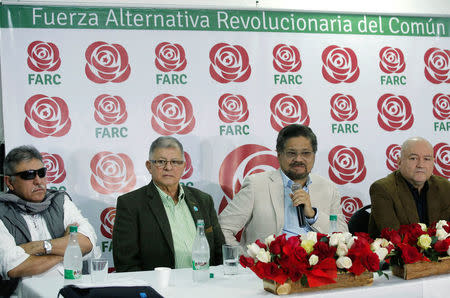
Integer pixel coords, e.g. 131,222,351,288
113,136,225,272
0,145,96,296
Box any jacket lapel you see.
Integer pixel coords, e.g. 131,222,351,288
145,182,175,255
268,170,284,233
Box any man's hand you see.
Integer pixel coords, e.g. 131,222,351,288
19,241,45,256
290,189,315,218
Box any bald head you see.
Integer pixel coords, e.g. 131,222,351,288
398,137,434,191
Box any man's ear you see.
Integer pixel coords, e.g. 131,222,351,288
5,176,14,191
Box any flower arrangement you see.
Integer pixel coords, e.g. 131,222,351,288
240,231,391,288
381,220,450,267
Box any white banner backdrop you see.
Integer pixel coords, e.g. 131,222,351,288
1,5,449,268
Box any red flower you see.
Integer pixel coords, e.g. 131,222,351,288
354,232,374,244
269,234,286,255
434,240,450,253
255,239,267,250
362,252,380,272
239,255,255,268
381,228,402,245
313,241,337,260
399,243,425,264
348,257,366,275
348,237,371,257
306,258,337,287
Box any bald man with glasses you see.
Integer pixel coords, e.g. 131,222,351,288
113,136,225,272
0,145,96,296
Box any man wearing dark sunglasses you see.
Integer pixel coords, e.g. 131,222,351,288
0,145,96,295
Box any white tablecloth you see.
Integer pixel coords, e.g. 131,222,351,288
17,266,450,298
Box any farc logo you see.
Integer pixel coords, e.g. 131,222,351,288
41,152,66,184
85,41,131,84
155,42,187,72
27,41,61,72
182,151,193,180
90,152,136,194
218,94,249,123
322,45,359,83
330,94,358,121
433,143,450,179
328,146,366,185
218,144,279,213
385,144,401,172
100,207,116,239
379,47,405,74
424,48,450,84
272,44,301,73
151,93,195,135
432,93,450,120
24,94,71,138
377,94,414,131
340,196,363,223
209,43,251,83
94,94,128,125
270,93,310,132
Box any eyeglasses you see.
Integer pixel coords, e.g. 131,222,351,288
150,159,185,168
283,150,314,160
10,167,47,180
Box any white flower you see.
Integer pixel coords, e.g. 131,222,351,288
436,229,449,241
370,239,382,251
247,243,260,258
374,247,388,261
265,235,275,246
330,233,345,246
436,220,448,230
301,231,318,243
342,232,353,244
336,243,348,257
255,248,271,263
418,223,427,231
309,254,319,266
380,238,391,248
336,256,352,269
346,236,356,249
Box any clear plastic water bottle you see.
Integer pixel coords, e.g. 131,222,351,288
329,214,338,234
64,226,82,284
192,219,210,282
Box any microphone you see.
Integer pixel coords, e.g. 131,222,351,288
291,183,306,227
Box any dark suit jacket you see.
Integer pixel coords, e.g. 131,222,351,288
368,171,450,238
112,181,225,272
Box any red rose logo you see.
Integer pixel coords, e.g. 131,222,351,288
41,152,66,184
100,207,116,239
85,41,131,84
340,196,363,223
328,146,367,185
182,151,193,180
322,45,359,83
330,94,358,122
386,144,401,172
424,48,450,84
272,44,301,73
209,43,251,83
151,93,195,135
218,93,249,123
155,42,187,72
27,41,61,72
379,46,406,74
218,144,279,213
90,152,136,194
94,94,128,125
270,93,310,132
24,94,71,138
432,93,450,120
433,143,450,179
377,93,414,131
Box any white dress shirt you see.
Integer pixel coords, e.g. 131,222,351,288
0,195,97,279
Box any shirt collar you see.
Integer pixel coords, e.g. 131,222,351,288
153,182,185,205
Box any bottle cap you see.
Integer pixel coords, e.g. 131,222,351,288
329,215,337,221
209,273,214,278
69,226,78,233
197,219,205,226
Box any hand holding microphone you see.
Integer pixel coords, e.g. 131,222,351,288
291,183,306,227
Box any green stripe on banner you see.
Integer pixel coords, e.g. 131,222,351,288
1,5,449,37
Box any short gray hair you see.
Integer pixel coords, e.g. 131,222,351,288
4,145,43,177
149,136,184,160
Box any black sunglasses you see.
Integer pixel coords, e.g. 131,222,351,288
11,167,47,180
